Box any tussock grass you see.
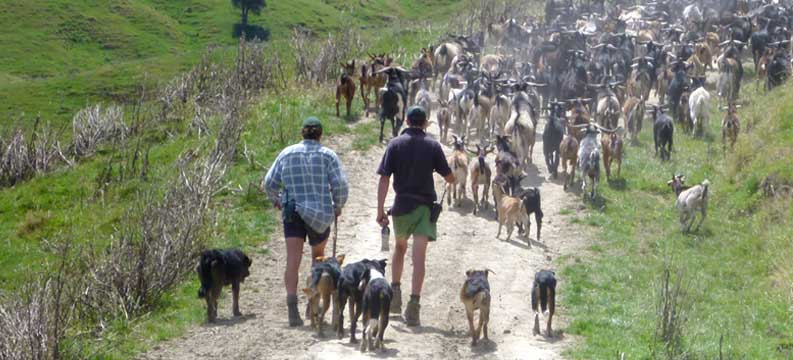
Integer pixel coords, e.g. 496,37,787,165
564,75,793,358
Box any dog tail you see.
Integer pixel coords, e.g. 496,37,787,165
473,289,491,308
197,250,220,298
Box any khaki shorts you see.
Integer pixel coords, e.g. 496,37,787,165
393,205,437,241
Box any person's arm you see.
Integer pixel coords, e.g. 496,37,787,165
375,148,393,227
328,153,349,217
434,143,455,184
263,155,283,209
377,175,390,227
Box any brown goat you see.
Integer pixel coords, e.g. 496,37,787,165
601,132,623,179
468,144,494,215
336,61,356,117
722,103,740,152
447,135,469,207
495,180,527,241
412,47,435,78
360,53,390,115
437,99,452,144
756,48,772,91
623,96,645,142
559,135,579,190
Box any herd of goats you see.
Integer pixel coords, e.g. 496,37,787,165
333,0,792,237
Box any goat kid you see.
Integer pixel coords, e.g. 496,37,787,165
468,144,494,215
447,135,469,207
721,103,740,152
495,179,528,242
667,175,710,233
601,132,624,179
437,99,452,144
560,135,579,190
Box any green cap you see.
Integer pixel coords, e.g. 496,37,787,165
406,106,427,123
302,116,322,129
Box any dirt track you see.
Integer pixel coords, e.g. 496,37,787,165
141,106,596,360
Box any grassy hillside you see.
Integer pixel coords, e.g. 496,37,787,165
563,76,793,358
0,0,460,130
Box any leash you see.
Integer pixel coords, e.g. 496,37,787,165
332,216,338,258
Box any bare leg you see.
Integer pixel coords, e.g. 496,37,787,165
411,235,429,296
285,237,304,296
391,236,409,285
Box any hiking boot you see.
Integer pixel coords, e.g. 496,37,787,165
404,297,421,327
389,284,402,314
287,295,304,327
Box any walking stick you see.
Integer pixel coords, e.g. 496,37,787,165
332,216,338,258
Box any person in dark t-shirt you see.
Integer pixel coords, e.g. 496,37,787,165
376,106,455,326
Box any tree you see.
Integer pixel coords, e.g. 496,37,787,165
232,0,266,29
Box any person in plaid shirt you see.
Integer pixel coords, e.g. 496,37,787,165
264,116,349,327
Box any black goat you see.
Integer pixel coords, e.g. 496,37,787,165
376,67,408,142
651,105,674,161
767,44,790,91
543,102,565,179
494,135,519,177
666,61,689,122
510,174,543,242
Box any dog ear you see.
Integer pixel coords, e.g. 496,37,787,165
378,259,388,271
485,269,496,276
336,254,346,265
465,269,473,277
302,288,313,296
243,255,252,267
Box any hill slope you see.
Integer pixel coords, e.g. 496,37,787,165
0,0,459,129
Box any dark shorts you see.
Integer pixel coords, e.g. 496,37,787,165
283,215,330,246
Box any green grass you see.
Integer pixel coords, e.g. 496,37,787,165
563,74,793,358
0,0,462,130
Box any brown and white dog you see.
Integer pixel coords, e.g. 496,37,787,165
531,270,557,337
196,248,252,323
460,269,493,346
303,255,345,336
359,263,392,353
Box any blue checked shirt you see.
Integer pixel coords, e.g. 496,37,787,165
264,140,349,233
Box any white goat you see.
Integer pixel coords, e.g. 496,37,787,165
415,83,432,120
504,92,536,172
668,175,711,233
688,86,711,136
